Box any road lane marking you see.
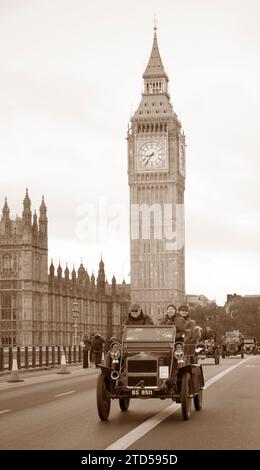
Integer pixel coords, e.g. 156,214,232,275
0,409,11,414
106,356,253,450
55,390,75,397
203,357,252,389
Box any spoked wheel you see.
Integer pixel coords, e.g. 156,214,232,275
181,372,192,420
96,373,111,421
119,397,130,411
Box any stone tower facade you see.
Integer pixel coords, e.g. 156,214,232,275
0,190,48,346
128,28,186,318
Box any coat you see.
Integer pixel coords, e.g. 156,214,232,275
125,312,154,325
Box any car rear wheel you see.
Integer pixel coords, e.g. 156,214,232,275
194,389,203,411
181,372,192,420
119,397,130,411
97,373,111,421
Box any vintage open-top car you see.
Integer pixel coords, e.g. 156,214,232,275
196,338,221,364
243,337,257,354
222,330,244,358
96,325,204,421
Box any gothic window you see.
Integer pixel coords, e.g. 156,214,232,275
0,293,11,319
3,254,12,270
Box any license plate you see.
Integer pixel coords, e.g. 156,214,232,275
131,389,153,396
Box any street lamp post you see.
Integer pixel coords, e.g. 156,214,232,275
72,300,79,346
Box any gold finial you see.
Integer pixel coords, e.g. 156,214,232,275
154,14,157,32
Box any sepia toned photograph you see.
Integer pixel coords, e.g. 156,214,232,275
0,0,260,459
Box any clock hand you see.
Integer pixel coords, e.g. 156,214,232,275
145,152,154,164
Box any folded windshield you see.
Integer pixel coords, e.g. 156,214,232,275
124,326,176,342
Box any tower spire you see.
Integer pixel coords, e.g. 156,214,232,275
143,27,168,81
2,197,10,221
39,195,47,238
22,188,32,227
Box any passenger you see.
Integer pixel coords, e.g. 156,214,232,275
194,325,203,342
177,304,198,344
159,304,177,325
159,303,197,343
125,303,154,325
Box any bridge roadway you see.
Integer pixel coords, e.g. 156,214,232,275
0,355,259,450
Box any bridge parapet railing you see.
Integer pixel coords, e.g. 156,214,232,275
0,345,82,371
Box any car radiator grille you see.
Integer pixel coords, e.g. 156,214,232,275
127,376,157,387
127,358,158,388
127,359,157,373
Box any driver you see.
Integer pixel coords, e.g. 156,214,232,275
125,303,154,325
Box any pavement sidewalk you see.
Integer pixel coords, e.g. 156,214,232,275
0,362,99,383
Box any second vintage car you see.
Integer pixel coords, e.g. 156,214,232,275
222,330,244,358
196,338,221,364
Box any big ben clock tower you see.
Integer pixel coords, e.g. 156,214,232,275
127,26,186,319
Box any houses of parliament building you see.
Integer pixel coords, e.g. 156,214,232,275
0,192,130,346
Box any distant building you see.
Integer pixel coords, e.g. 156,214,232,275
225,293,260,316
186,294,215,308
0,192,130,346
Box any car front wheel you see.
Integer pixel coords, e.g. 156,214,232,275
181,372,192,420
96,373,111,421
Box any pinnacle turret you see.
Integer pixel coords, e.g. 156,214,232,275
22,188,32,226
2,197,10,222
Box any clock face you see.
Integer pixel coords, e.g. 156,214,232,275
137,141,166,170
179,145,185,177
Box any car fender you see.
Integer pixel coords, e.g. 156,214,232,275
177,364,204,393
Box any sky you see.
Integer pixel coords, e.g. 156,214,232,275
0,0,260,305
